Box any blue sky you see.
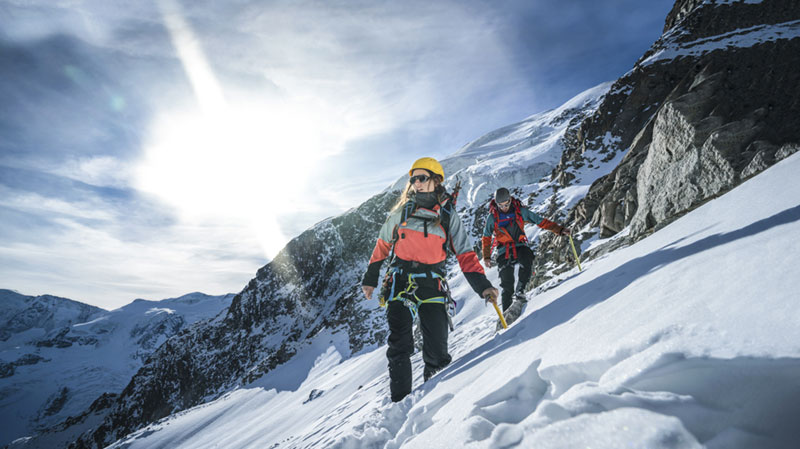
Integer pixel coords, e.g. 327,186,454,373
0,0,674,309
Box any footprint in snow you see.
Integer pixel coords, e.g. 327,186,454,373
470,359,548,428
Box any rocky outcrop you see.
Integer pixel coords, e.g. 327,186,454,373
663,0,704,33
129,312,186,358
0,354,49,378
536,0,800,278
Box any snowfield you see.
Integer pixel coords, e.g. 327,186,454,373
106,152,800,448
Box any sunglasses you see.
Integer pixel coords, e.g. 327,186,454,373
498,200,511,207
409,174,431,184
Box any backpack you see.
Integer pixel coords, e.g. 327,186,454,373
488,197,528,259
394,194,454,251
388,181,461,270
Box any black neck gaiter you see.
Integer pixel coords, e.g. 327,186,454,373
414,191,439,209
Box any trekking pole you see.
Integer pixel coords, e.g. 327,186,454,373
485,290,507,329
492,302,508,329
568,234,582,272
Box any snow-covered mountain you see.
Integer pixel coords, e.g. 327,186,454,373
103,142,800,449
0,291,233,447
0,291,104,345
10,0,800,447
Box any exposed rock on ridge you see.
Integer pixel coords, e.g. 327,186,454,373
536,0,800,280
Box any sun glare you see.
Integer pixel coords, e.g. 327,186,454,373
136,102,327,259
138,0,343,260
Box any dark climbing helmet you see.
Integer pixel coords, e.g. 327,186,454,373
494,188,510,204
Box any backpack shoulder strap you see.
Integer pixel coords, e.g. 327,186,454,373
437,195,456,253
511,198,528,243
387,200,417,265
401,200,416,223
489,200,499,221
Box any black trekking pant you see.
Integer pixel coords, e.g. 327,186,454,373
497,245,534,311
386,300,452,402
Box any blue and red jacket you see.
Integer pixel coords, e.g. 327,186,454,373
481,198,564,260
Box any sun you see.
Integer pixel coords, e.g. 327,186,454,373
135,100,329,259
135,0,341,259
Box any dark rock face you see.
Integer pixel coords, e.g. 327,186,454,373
663,0,704,33
0,362,13,378
1,354,50,378
535,0,800,281
17,393,120,449
41,387,70,417
35,327,100,348
662,0,796,41
129,312,186,360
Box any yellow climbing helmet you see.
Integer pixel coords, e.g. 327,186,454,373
409,157,445,179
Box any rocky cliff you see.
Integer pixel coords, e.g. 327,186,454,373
535,0,800,281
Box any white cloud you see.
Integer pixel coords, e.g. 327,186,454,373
0,186,116,221
125,0,526,259
47,156,134,189
0,211,263,309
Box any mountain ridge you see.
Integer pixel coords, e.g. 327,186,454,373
0,290,233,447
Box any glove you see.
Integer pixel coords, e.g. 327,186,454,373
362,285,375,300
482,287,499,305
483,258,493,268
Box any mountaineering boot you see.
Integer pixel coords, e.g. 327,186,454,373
423,357,451,382
423,365,440,382
503,293,528,326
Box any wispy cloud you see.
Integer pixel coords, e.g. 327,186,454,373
0,171,264,308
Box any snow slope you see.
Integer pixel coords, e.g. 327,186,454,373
105,145,800,447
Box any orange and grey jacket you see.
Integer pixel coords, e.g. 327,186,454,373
363,199,492,296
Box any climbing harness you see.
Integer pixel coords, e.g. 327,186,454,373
379,267,457,330
376,189,461,329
